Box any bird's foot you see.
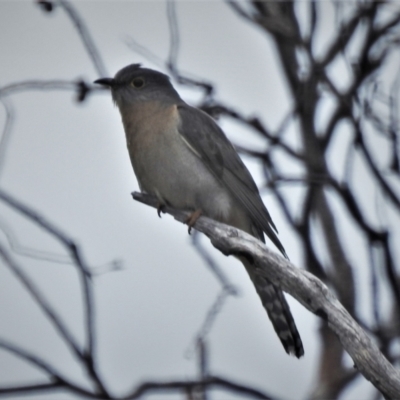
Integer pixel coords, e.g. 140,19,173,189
157,202,166,218
185,209,202,234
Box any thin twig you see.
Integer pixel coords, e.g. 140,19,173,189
0,338,69,382
0,339,101,398
124,375,274,400
191,231,237,295
124,36,165,68
0,98,14,178
0,80,76,97
58,0,108,77
0,218,71,264
0,244,83,359
0,188,107,396
166,0,179,73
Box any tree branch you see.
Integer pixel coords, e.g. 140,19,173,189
0,188,107,397
124,375,274,400
58,0,108,77
132,192,400,399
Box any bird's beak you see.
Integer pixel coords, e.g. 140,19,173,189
94,78,115,87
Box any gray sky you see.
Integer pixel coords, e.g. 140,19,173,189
0,1,382,399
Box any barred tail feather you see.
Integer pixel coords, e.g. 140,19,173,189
244,260,304,358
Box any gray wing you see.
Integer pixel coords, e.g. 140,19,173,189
177,104,287,257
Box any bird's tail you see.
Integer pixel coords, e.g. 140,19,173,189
243,259,304,358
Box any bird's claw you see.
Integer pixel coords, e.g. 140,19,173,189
157,203,166,218
185,209,202,234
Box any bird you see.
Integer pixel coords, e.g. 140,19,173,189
94,64,304,358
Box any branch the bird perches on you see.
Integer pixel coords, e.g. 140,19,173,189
133,191,400,400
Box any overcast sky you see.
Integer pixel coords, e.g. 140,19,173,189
0,1,383,399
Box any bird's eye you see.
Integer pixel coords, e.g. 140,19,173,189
131,77,145,89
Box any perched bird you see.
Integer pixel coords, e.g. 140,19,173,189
94,64,304,358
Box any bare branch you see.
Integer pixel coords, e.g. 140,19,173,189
353,118,400,213
0,243,83,359
200,103,302,160
0,338,68,381
0,98,14,178
313,190,355,314
132,191,400,399
166,0,179,73
0,80,76,97
319,3,377,69
226,1,254,23
0,339,96,398
124,375,275,400
0,382,62,397
0,188,107,397
0,217,72,264
191,231,237,295
58,0,108,77
190,288,232,350
124,36,165,68
0,79,98,102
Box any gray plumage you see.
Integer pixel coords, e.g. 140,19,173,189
94,64,304,358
